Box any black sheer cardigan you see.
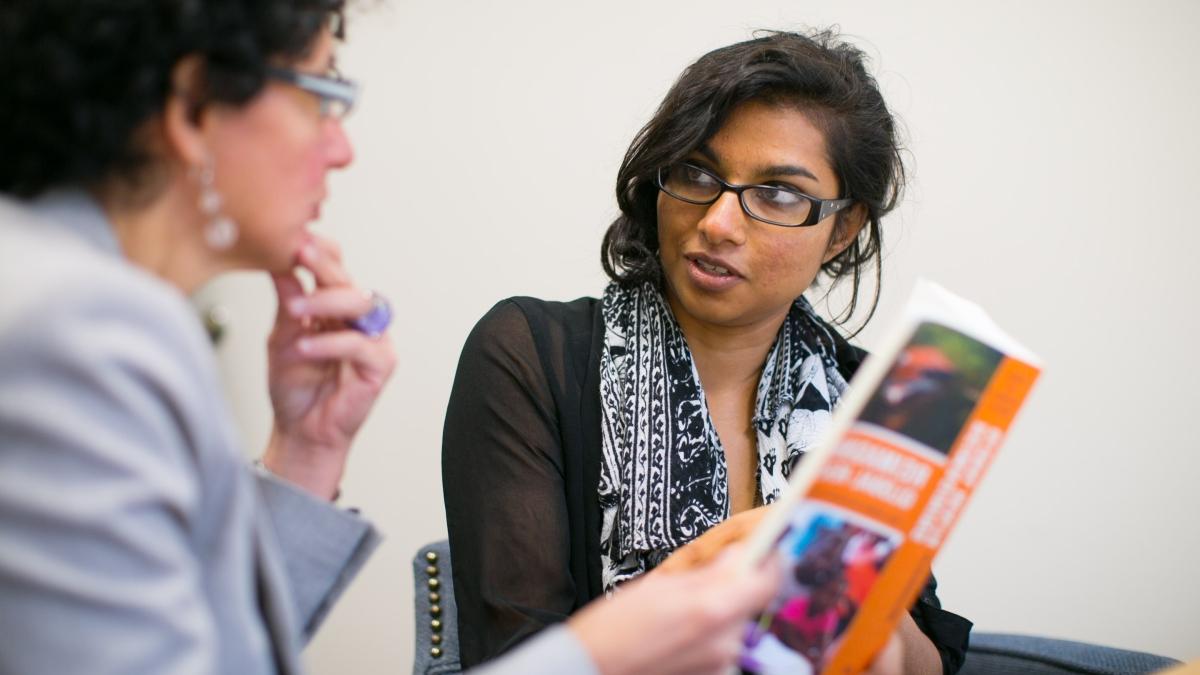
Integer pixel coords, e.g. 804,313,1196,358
442,296,972,673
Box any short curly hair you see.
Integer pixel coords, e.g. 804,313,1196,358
0,0,346,198
601,30,906,328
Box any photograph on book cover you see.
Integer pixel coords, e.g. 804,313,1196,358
742,502,902,675
859,322,1004,458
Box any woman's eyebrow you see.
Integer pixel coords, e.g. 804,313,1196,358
694,144,819,182
764,164,819,181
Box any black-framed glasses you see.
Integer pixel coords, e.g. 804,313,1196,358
657,163,853,227
267,66,359,120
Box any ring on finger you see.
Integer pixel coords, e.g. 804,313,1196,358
346,291,392,338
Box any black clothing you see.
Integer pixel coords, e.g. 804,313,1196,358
443,297,972,673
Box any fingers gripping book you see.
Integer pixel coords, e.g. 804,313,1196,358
739,280,1042,675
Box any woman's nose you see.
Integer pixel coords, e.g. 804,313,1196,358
324,118,354,169
697,191,748,246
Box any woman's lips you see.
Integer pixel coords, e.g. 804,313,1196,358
685,254,743,292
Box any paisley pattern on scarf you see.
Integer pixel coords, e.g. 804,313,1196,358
598,282,851,592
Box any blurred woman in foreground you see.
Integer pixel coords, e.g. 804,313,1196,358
0,2,775,674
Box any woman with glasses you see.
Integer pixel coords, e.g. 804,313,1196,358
443,30,973,674
0,2,781,674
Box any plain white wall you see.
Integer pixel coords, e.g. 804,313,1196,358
196,0,1200,671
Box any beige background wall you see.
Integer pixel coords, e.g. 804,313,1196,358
197,0,1200,671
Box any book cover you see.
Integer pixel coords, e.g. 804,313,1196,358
740,281,1042,675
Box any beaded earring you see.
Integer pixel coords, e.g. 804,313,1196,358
194,159,238,250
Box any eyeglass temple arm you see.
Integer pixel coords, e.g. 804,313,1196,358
817,198,856,222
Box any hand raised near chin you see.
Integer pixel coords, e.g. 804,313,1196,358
262,235,396,500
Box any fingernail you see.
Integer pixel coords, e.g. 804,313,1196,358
297,338,312,354
302,243,318,262
288,297,307,316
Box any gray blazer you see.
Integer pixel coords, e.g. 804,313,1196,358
0,191,380,675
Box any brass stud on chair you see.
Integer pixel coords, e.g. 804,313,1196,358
423,549,448,662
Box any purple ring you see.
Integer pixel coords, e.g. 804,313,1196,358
347,291,392,338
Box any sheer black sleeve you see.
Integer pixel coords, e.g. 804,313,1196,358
442,300,577,667
912,574,972,674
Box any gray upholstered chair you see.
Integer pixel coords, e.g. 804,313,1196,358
959,632,1179,675
410,539,1179,675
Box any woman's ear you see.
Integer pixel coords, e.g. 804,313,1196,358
823,204,867,264
161,55,210,167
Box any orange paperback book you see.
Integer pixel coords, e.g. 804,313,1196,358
740,280,1042,675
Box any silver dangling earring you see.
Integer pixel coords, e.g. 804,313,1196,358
194,159,238,250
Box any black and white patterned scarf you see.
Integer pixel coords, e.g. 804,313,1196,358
598,281,850,592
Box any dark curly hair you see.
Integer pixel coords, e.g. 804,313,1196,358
0,0,346,198
601,29,906,328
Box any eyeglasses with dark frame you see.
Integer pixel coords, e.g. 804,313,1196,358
656,162,853,228
266,66,359,120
